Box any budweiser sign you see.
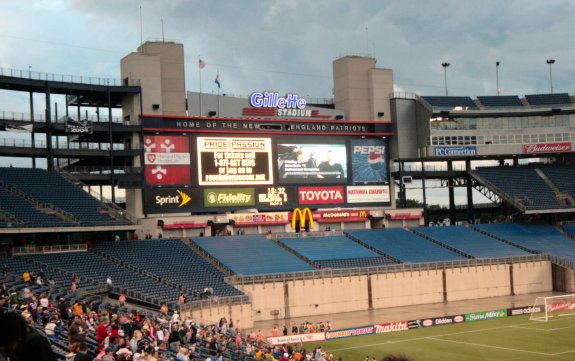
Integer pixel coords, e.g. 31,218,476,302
523,142,571,154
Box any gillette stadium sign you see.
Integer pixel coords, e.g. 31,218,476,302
250,91,310,117
434,146,477,157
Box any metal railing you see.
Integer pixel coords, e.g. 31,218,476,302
12,243,88,256
0,66,139,87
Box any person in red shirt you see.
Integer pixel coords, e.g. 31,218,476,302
95,318,109,346
271,326,279,337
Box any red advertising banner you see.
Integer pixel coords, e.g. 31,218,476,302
523,142,571,154
298,186,345,205
145,165,191,185
144,135,191,185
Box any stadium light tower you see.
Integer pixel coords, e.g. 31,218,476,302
442,62,450,96
546,59,555,94
496,61,500,96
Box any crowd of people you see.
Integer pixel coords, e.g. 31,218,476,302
1,266,413,361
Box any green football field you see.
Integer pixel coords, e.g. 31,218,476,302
318,314,575,361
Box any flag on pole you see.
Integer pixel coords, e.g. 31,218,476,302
198,59,206,69
214,72,221,88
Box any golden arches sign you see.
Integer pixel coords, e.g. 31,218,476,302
359,210,367,218
291,208,314,230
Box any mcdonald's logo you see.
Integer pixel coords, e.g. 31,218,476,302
291,207,314,230
359,210,367,218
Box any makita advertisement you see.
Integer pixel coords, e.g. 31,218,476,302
144,188,202,213
374,321,409,334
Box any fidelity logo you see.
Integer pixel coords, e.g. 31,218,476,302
155,190,191,207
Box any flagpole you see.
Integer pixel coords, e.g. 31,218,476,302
217,69,220,116
199,55,202,117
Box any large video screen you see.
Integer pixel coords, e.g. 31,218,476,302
277,142,347,184
197,137,273,186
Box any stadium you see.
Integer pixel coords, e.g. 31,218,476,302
0,41,575,360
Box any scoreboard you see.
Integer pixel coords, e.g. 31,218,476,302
142,117,391,214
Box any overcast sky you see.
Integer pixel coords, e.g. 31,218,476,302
1,0,573,106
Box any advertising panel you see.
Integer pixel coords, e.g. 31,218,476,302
324,326,374,340
507,306,542,317
350,138,388,183
144,135,191,185
203,188,255,207
523,142,572,154
298,186,345,205
197,137,273,186
346,185,390,203
277,142,347,183
267,332,325,345
421,315,465,327
373,321,409,334
465,309,507,322
434,146,477,157
230,212,289,225
256,187,296,209
144,188,202,213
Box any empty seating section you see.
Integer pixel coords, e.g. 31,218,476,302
474,166,567,210
525,93,571,106
277,236,379,261
421,96,478,110
0,187,71,227
413,226,529,258
477,95,523,107
540,165,575,199
91,239,242,298
476,223,575,262
315,257,396,269
346,229,464,263
0,167,131,226
564,224,575,238
191,235,315,275
24,251,182,305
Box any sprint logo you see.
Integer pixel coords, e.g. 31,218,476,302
155,190,191,207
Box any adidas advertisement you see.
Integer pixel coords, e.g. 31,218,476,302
144,188,201,213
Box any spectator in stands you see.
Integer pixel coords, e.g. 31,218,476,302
0,311,57,361
107,276,113,288
22,271,31,284
73,341,92,361
97,317,110,346
69,315,88,346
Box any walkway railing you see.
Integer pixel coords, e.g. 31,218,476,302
0,66,139,87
